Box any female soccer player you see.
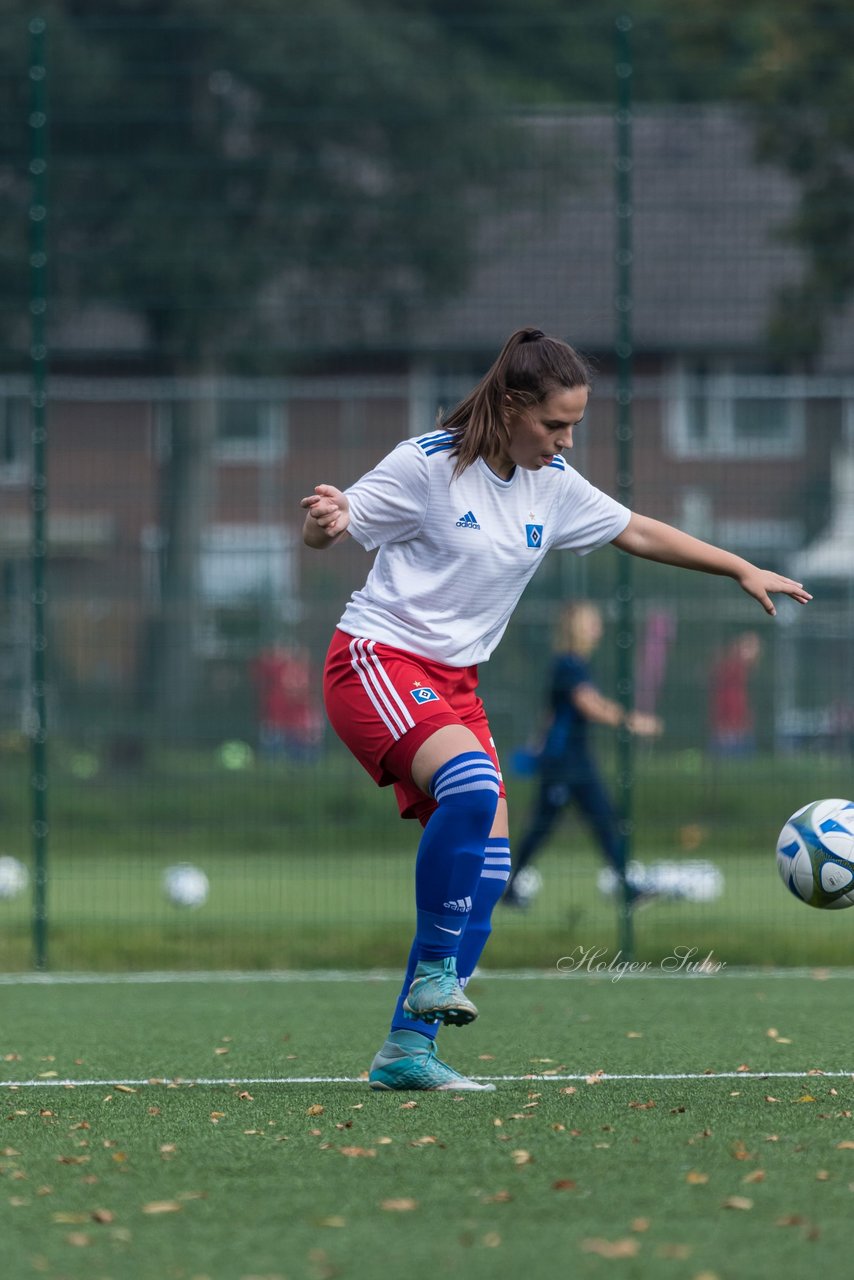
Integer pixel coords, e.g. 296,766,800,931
301,327,811,1092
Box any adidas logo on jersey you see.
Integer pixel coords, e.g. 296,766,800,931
455,510,481,530
443,896,473,912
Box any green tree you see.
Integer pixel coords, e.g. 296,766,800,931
0,0,559,720
653,0,854,359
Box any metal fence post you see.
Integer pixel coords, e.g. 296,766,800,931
615,14,635,959
29,17,49,971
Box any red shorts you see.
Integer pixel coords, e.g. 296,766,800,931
323,628,505,822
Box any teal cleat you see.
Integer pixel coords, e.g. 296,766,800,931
368,1030,495,1092
402,956,478,1026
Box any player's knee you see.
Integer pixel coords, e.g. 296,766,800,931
430,751,500,830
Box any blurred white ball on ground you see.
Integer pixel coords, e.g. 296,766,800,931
511,866,543,905
597,859,724,903
163,863,209,908
0,856,28,900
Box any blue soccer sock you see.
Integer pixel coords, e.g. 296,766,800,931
387,751,500,1037
390,937,435,1038
413,752,500,961
389,838,512,1038
458,838,512,984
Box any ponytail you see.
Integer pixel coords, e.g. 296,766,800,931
441,327,592,478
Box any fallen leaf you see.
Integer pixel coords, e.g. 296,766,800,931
482,1232,501,1247
339,1147,376,1158
481,1190,512,1203
837,1141,854,1150
722,1196,753,1211
65,1233,90,1247
380,1198,417,1212
816,1170,831,1181
581,1238,640,1258
631,1217,651,1232
306,1105,324,1117
318,1216,346,1228
656,1244,692,1259
114,1085,136,1094
511,1150,533,1165
796,1095,816,1104
552,1179,577,1191
686,1172,709,1185
628,1100,656,1110
743,1170,766,1184
91,1209,114,1223
141,1201,182,1214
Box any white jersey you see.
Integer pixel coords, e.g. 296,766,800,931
338,430,631,667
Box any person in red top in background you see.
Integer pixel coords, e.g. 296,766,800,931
708,631,762,757
251,645,323,761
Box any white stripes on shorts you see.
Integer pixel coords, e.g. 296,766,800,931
348,636,416,740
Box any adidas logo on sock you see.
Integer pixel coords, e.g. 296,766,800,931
455,510,481,530
443,896,473,912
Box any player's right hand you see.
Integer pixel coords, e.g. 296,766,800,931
300,484,351,539
626,710,663,737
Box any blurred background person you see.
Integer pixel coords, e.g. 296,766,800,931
504,601,661,908
708,631,762,758
250,643,323,762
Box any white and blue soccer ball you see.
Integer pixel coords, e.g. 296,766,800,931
0,856,28,901
776,798,854,909
163,863,209,908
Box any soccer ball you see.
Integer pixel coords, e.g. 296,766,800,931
512,866,543,906
776,798,854,909
0,856,28,901
163,863,209,908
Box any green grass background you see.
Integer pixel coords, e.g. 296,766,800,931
3,973,854,1279
2,739,854,970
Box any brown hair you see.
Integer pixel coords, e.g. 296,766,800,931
441,327,593,478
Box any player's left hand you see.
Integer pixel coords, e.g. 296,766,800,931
737,569,812,616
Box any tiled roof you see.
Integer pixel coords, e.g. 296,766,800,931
412,106,811,356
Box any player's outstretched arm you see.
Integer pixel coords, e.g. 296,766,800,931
301,484,351,549
612,514,813,617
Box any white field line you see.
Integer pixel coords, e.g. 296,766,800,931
2,1071,853,1088
1,966,853,986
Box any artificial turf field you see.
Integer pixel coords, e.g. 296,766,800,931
3,972,854,1279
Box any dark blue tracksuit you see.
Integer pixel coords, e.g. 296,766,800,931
510,652,625,884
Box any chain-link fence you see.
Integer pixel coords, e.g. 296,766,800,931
1,6,853,970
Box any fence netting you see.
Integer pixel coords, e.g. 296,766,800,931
1,6,853,970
